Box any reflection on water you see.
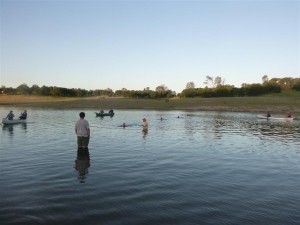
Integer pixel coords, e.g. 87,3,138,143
2,123,28,138
1,108,300,225
2,124,14,135
21,123,27,130
237,118,300,141
2,122,27,131
74,148,90,183
142,127,148,139
186,112,300,143
259,121,293,133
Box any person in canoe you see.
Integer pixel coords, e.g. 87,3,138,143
109,109,114,114
100,109,104,113
6,110,15,120
19,110,27,120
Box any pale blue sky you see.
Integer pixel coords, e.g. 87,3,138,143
0,0,299,93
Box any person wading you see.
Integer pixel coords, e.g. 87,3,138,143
75,112,90,149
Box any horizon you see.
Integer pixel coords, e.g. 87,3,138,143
1,75,299,95
1,0,299,93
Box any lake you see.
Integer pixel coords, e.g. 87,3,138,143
1,107,300,225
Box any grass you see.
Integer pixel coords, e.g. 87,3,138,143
265,90,300,97
1,94,300,116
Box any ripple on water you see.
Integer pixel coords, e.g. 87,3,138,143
1,109,300,225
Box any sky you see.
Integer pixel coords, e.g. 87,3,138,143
0,0,299,93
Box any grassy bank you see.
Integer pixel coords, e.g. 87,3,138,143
1,95,300,115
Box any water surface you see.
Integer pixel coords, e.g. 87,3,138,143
1,108,299,225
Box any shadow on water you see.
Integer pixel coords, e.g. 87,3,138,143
74,148,90,183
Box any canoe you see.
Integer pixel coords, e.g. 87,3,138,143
257,116,293,121
2,118,27,125
95,112,114,117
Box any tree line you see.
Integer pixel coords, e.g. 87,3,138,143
181,82,282,98
0,84,175,98
181,76,300,98
1,76,299,99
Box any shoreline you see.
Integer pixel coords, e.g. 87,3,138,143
0,95,299,114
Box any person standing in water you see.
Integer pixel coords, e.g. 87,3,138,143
142,118,148,129
75,112,90,149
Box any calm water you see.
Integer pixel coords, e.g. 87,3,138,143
1,107,300,225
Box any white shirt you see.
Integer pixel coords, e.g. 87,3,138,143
75,119,90,137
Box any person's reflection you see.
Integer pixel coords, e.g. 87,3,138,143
74,148,90,183
21,123,27,130
142,127,148,139
2,124,14,135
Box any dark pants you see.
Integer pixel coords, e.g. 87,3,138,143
77,136,90,148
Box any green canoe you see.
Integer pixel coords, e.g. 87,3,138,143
95,112,114,117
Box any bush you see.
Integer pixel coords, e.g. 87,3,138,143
292,82,300,91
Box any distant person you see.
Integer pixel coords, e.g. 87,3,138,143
287,112,292,118
75,112,90,149
6,110,14,120
19,110,27,120
266,111,271,118
100,109,104,113
142,118,148,129
109,109,114,114
120,122,127,128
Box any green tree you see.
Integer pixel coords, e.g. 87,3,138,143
155,84,168,98
262,75,269,84
17,83,30,95
0,85,5,94
186,82,195,89
30,84,41,95
51,87,61,96
204,76,224,87
40,85,51,96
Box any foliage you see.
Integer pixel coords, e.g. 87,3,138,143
1,76,298,99
263,82,282,93
291,79,300,91
269,77,298,90
204,76,225,87
180,83,281,98
292,82,300,91
262,75,269,84
17,83,30,95
186,82,195,89
0,83,176,99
